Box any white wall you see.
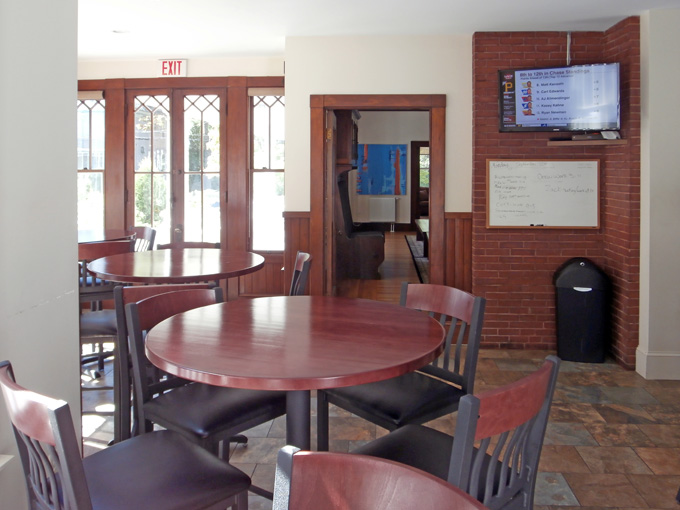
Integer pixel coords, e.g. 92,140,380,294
637,8,680,379
78,56,284,80
350,111,429,223
283,35,473,213
0,1,79,507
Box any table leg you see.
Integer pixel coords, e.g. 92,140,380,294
286,390,311,450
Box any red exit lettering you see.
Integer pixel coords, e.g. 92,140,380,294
159,60,186,77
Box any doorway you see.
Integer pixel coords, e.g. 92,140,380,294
308,94,446,296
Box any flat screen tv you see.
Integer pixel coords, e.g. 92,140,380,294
499,63,620,132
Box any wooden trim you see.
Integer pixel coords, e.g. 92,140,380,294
317,94,445,110
428,105,446,285
309,101,326,295
283,211,311,219
103,85,125,230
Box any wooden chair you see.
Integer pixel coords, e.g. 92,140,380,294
289,251,312,296
78,239,135,442
113,283,216,442
78,238,135,308
336,169,385,279
272,445,490,510
317,281,486,450
125,288,287,462
353,356,561,510
157,241,220,249
0,360,249,510
127,225,156,251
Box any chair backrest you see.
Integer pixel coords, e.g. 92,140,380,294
400,282,486,393
273,445,489,510
447,356,560,510
128,226,156,251
289,252,312,296
124,287,224,431
113,283,215,439
156,241,220,249
337,170,357,238
78,239,135,302
0,360,93,510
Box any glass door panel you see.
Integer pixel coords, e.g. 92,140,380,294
183,94,220,243
133,95,172,245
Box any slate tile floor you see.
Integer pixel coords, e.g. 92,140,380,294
83,348,680,510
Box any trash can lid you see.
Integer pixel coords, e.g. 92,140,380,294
554,257,610,290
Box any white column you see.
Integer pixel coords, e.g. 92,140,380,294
0,1,79,507
637,9,680,379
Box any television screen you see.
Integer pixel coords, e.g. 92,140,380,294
499,63,620,132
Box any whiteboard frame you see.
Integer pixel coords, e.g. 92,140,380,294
486,159,600,229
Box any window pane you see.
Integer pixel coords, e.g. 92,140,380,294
251,94,285,252
91,102,105,169
77,104,91,170
134,95,170,173
134,95,171,244
184,173,220,243
252,95,285,170
77,172,104,231
77,98,105,231
419,147,430,188
252,172,284,251
135,172,171,245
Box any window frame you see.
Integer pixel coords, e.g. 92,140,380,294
248,89,285,253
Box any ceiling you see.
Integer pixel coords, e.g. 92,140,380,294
78,0,680,60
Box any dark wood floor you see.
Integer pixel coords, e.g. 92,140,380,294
336,231,421,302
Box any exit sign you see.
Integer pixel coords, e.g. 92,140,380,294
158,59,187,77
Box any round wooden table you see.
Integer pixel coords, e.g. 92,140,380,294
86,248,264,284
145,295,445,449
78,229,132,243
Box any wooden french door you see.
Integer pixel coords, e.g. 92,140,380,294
126,88,226,246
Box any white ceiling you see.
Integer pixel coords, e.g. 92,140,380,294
78,0,680,60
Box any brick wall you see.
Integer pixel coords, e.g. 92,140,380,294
472,19,641,367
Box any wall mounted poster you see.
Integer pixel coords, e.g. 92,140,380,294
356,143,407,195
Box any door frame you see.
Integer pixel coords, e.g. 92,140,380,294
309,94,446,295
410,140,429,225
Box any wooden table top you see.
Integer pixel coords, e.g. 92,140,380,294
145,296,445,391
78,229,131,243
86,248,264,284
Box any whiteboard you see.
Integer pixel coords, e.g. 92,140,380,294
487,159,599,228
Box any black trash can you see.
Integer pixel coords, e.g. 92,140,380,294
553,257,610,363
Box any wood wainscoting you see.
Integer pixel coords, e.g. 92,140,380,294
444,212,472,293
238,251,285,297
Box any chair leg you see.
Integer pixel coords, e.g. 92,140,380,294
234,490,249,509
316,390,329,451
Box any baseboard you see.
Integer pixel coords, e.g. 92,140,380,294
636,348,680,380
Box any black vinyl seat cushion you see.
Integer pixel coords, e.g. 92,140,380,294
80,309,117,336
83,429,250,510
328,371,465,428
144,383,287,440
354,424,453,479
354,424,502,503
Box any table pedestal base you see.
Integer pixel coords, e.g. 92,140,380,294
286,390,311,450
